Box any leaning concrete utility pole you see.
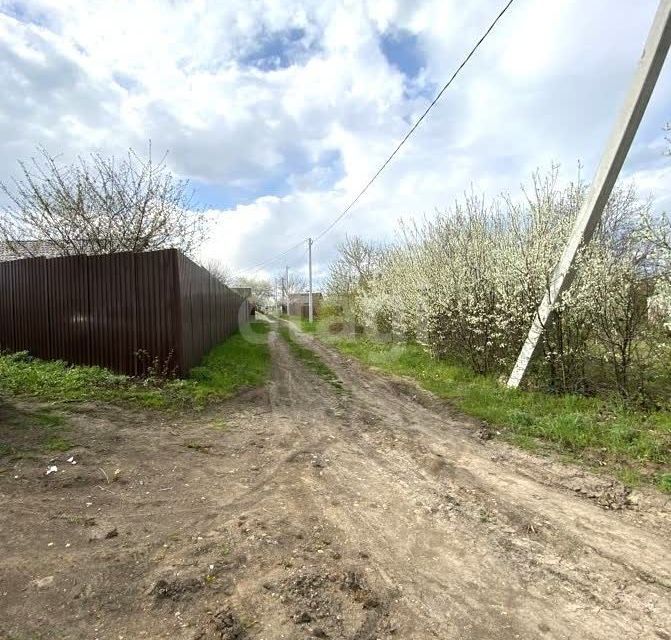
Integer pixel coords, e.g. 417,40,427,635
308,237,314,323
285,265,289,314
507,0,671,389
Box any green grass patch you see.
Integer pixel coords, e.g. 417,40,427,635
285,315,322,334
187,320,271,403
319,332,671,492
659,473,671,493
289,316,318,333
0,321,272,411
278,322,344,392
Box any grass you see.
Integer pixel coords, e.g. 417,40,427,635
187,320,271,403
279,314,319,334
291,316,318,334
278,322,344,392
0,320,272,411
306,320,671,493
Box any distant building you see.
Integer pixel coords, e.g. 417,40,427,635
232,287,252,299
0,240,61,262
288,292,323,319
232,287,255,315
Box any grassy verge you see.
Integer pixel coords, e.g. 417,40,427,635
278,322,344,392
293,316,318,334
306,320,670,492
0,320,271,411
188,321,271,403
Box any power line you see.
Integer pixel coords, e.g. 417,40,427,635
313,0,516,244
231,238,306,279
227,0,515,277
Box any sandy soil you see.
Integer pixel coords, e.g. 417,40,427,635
1,319,670,640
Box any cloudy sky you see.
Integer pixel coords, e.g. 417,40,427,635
1,0,670,286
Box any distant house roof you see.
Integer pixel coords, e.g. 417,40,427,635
288,292,323,304
0,241,61,262
232,287,252,299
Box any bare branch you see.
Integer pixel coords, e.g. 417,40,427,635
0,146,206,257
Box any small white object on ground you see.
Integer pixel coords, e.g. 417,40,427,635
33,575,54,588
46,465,57,475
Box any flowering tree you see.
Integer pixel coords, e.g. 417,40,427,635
203,259,233,285
329,166,670,402
325,235,383,326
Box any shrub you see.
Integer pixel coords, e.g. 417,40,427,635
329,167,671,405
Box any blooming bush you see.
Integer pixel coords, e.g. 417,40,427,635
327,168,671,404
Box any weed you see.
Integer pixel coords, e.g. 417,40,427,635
184,441,211,453
135,348,179,383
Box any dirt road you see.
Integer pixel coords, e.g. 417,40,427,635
1,320,670,639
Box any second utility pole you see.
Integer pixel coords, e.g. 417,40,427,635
308,238,313,323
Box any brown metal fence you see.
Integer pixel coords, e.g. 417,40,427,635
0,248,249,376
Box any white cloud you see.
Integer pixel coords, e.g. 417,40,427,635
0,0,669,290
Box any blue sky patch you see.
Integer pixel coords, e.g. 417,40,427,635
190,147,343,209
189,174,291,209
240,27,315,71
380,29,424,79
2,1,49,26
113,72,139,92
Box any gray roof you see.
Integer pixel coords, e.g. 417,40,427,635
289,292,323,303
0,241,61,262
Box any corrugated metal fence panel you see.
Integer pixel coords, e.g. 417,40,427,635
0,261,13,351
0,257,49,357
88,252,138,374
21,257,50,357
0,248,248,376
134,250,180,376
47,255,92,366
176,253,249,374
